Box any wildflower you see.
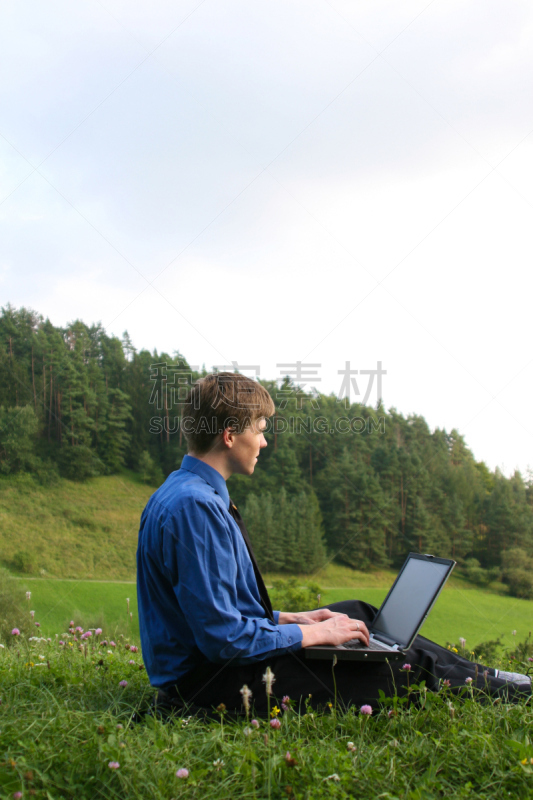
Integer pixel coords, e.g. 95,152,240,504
347,741,356,751
285,751,297,767
13,793,23,800
451,647,458,653
459,637,466,648
70,620,75,626
76,627,83,633
26,591,31,600
39,655,45,660
465,677,473,684
251,719,260,728
262,666,275,695
282,694,291,711
483,669,489,679
271,706,281,717
128,659,135,665
317,593,321,605
130,645,138,653
11,628,20,636
441,679,451,688
360,704,372,715
119,680,128,688
270,718,281,729
109,641,116,648
513,630,517,636
139,664,145,670
95,628,102,635
240,684,252,713
212,759,224,770
69,628,75,634
216,703,226,713
30,610,35,619
108,761,120,770
119,742,126,748
176,768,189,779
243,727,253,735
448,701,455,719
388,709,397,718
401,663,411,671
107,650,112,654
324,774,340,782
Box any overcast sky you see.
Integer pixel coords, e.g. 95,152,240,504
1,0,532,475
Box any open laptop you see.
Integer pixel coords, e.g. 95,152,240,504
305,552,455,662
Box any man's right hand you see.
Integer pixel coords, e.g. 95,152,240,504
298,615,370,648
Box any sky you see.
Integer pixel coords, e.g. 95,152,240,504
1,0,533,476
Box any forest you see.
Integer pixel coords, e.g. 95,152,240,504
1,304,533,597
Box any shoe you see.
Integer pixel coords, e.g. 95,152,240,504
495,669,531,685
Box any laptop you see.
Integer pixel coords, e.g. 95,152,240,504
305,552,455,662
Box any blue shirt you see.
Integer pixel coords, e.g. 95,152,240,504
137,455,303,687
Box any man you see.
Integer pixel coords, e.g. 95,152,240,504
137,372,529,714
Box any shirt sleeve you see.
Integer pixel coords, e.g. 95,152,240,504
161,498,302,663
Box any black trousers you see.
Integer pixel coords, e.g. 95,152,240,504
157,601,530,715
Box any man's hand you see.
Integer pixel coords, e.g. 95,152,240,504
277,609,345,626
298,615,370,648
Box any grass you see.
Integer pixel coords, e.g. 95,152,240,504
13,576,533,662
0,471,155,580
2,627,533,799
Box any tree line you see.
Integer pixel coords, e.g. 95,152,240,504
1,305,533,595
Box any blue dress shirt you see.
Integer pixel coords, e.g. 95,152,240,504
137,455,303,688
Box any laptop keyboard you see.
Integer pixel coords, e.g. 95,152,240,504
340,638,390,651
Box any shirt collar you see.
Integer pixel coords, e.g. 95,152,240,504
180,454,230,508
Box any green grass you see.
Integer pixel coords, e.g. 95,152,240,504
0,471,155,580
14,577,533,660
2,631,533,799
14,577,139,640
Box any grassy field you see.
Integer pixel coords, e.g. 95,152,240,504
0,471,155,580
2,628,533,799
14,576,533,658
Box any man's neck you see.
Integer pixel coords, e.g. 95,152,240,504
188,451,232,481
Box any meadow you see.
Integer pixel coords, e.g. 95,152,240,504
2,618,533,800
4,473,533,798
14,575,533,659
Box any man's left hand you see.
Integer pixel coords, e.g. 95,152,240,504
278,609,347,625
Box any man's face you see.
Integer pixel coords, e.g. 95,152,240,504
228,417,268,476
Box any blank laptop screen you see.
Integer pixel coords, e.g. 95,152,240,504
372,558,450,647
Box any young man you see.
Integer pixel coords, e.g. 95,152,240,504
137,372,529,714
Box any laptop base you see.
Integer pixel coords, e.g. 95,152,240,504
304,645,403,662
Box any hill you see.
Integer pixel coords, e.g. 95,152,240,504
0,471,154,580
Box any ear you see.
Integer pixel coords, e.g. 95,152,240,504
221,427,236,449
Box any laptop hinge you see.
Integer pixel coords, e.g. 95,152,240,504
370,633,401,650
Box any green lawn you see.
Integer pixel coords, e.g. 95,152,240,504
15,577,139,639
15,577,533,655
